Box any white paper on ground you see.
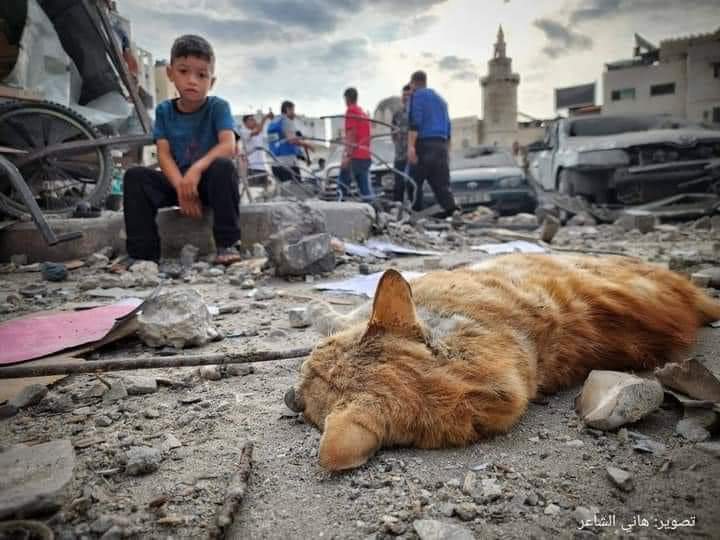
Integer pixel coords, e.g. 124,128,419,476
315,271,425,297
365,240,442,257
470,241,546,255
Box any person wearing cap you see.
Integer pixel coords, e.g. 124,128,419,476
406,70,459,217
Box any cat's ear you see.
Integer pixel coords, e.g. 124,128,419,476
363,269,422,341
319,408,380,471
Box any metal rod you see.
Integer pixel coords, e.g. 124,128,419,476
0,347,313,380
16,134,154,167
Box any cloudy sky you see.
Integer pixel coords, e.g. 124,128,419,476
120,0,720,120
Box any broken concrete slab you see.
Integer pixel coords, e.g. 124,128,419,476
0,212,125,263
575,370,664,430
655,358,720,402
137,289,219,349
675,409,718,442
269,232,335,277
0,439,76,519
615,210,656,234
288,307,310,328
157,208,215,258
239,201,374,248
413,519,474,540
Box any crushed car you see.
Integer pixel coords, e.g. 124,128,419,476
529,115,720,209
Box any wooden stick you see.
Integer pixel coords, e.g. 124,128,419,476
209,441,254,540
0,347,312,380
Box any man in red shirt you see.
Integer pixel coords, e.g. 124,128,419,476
338,87,374,202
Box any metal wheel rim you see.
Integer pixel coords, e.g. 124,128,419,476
0,106,107,215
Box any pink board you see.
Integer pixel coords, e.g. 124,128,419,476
0,299,142,365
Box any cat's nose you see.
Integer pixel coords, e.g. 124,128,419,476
284,387,304,412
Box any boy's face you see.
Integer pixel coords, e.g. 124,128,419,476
167,56,215,104
244,117,257,129
285,106,295,119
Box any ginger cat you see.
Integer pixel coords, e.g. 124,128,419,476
284,254,720,471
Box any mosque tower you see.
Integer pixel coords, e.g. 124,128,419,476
480,25,520,147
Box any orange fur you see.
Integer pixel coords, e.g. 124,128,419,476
287,254,720,471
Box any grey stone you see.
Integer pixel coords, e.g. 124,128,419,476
575,370,664,430
269,232,336,277
254,287,276,301
359,262,371,275
675,409,717,442
88,252,110,267
9,384,48,409
137,289,219,349
0,439,75,519
226,365,254,377
121,376,157,395
252,243,268,258
100,525,124,540
413,519,474,540
540,215,561,243
288,307,310,328
0,403,18,419
544,503,561,515
573,506,599,525
95,415,113,427
615,211,656,234
78,278,100,291
240,278,256,289
382,515,407,535
498,213,538,229
103,381,127,403
125,446,161,476
160,434,182,452
203,267,225,278
480,478,502,500
42,393,74,413
567,212,597,227
19,283,47,298
454,502,477,521
177,411,198,427
143,408,161,419
198,366,222,381
606,466,634,492
10,254,28,266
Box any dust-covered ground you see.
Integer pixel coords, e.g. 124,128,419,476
1,217,719,539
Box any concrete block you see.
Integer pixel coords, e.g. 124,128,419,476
157,208,215,258
305,200,375,242
0,212,125,263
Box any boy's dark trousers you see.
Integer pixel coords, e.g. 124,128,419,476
123,158,240,261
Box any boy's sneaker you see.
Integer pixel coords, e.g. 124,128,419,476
215,246,242,266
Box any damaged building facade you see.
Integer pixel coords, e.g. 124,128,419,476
603,29,720,125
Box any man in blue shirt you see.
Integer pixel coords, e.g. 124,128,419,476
267,101,313,183
407,70,459,217
122,35,241,265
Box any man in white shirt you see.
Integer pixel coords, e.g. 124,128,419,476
240,113,271,186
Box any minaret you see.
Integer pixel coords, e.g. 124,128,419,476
481,25,520,147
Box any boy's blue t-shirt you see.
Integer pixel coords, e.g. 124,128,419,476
153,96,235,172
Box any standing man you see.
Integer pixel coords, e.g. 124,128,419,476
338,87,373,202
240,112,272,185
391,84,412,204
407,70,459,217
267,100,313,183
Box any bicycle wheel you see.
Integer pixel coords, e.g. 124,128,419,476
0,100,112,217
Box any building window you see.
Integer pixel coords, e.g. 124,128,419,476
611,88,635,101
650,82,676,96
713,107,720,124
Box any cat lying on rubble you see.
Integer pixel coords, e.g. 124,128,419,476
284,254,720,471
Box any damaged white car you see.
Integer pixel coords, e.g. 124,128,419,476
529,115,720,206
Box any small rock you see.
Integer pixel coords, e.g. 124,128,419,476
288,307,310,328
454,502,477,521
78,278,100,291
100,525,124,540
95,415,113,427
239,278,256,289
575,370,664,430
438,502,455,517
42,393,74,413
125,446,161,475
573,506,598,525
122,376,157,395
566,439,584,447
524,493,539,506
358,262,371,275
480,478,502,500
544,503,561,515
615,211,656,233
9,384,48,409
226,365,255,377
606,466,634,492
143,408,161,419
567,212,597,227
87,253,110,267
41,262,67,282
498,213,538,229
382,515,407,535
254,287,276,301
675,409,717,442
159,433,182,452
177,411,198,427
461,471,476,495
103,381,128,403
413,519,474,540
203,267,225,278
198,366,222,381
160,263,183,279
540,215,561,243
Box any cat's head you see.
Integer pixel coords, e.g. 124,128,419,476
285,269,434,471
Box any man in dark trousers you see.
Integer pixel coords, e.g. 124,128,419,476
406,70,459,217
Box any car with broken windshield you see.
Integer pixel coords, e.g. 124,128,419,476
529,115,720,207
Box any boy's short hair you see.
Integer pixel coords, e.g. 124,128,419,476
171,34,214,66
343,87,358,103
242,114,255,124
281,100,294,114
402,84,411,92
410,70,427,86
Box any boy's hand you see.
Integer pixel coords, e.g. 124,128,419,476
177,167,202,218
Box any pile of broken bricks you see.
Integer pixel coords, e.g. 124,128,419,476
576,358,720,490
